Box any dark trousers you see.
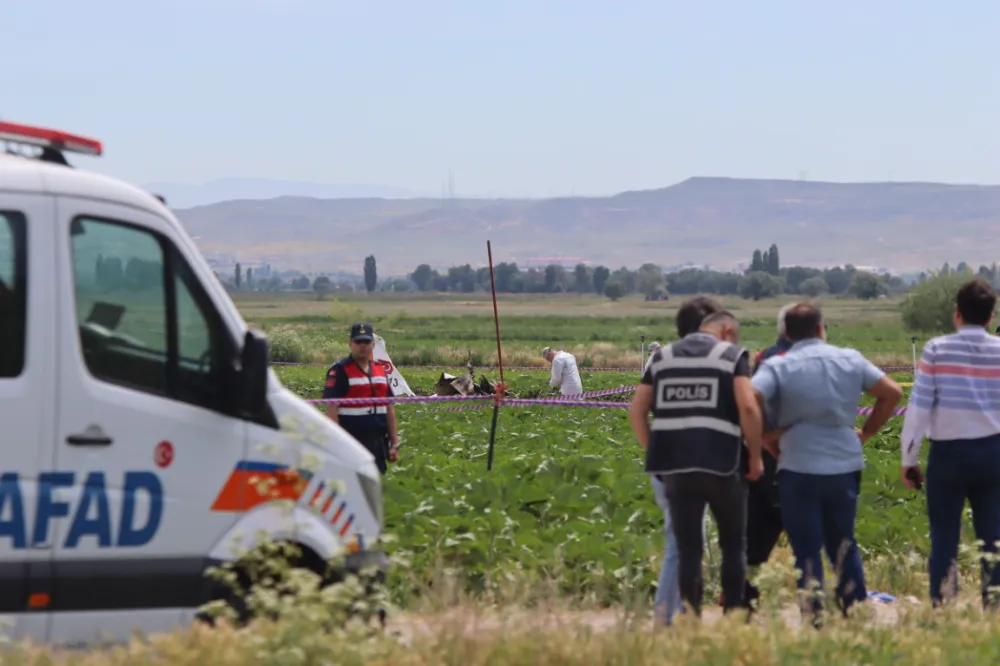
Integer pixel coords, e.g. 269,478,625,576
926,435,1000,607
777,469,867,617
662,471,748,616
744,453,783,607
349,429,389,475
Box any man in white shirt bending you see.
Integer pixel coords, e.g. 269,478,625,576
541,347,584,395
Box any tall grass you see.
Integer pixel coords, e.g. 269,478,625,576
8,548,1000,665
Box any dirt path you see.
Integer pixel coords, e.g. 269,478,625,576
384,597,917,645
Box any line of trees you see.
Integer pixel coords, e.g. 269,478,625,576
393,245,907,302
204,245,1000,303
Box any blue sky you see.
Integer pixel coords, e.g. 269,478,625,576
5,0,997,197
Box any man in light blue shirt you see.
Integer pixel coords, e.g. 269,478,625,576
751,302,903,623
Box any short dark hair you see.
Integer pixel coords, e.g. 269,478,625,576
675,296,723,337
956,278,997,326
783,302,823,342
701,310,738,329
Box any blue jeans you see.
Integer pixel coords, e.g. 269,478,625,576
926,435,1000,607
654,505,683,624
777,469,867,616
651,477,707,624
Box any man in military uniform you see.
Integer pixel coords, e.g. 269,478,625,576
629,307,765,617
323,322,399,475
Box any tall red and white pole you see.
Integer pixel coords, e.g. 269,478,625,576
486,240,505,471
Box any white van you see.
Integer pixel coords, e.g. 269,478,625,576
0,121,387,645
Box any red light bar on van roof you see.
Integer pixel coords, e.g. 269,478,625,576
0,121,103,157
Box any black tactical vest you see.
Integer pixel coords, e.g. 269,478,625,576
644,332,747,477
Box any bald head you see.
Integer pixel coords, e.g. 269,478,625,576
783,302,825,342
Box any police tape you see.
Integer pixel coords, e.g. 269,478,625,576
278,362,916,374
306,384,636,407
309,389,910,418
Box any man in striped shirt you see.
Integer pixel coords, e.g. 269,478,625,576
900,277,1000,608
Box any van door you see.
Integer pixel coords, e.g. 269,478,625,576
0,194,58,642
51,198,248,643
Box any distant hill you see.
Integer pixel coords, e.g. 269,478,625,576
172,177,1000,275
146,177,426,208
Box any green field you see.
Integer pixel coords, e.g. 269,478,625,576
21,291,1000,665
246,291,920,369
246,292,942,602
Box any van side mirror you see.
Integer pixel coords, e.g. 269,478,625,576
240,329,269,415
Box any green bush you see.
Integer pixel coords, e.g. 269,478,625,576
900,272,974,334
267,327,309,363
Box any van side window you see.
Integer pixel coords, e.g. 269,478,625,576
0,212,27,379
70,216,230,411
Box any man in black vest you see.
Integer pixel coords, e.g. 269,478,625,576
629,308,765,616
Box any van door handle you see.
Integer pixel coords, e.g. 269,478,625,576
66,434,113,446
66,426,113,446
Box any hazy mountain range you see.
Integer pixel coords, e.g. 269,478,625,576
169,176,1000,276
145,177,427,208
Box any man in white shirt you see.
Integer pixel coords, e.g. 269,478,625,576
644,342,661,372
541,347,584,395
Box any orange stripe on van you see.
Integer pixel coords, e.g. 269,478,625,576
211,461,312,512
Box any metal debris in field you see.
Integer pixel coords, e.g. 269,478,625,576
433,350,497,396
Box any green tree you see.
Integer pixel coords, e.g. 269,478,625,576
494,262,519,292
234,262,242,290
901,271,974,334
850,271,886,300
784,265,821,293
636,263,665,297
739,271,783,301
766,244,780,275
312,275,331,295
573,263,591,292
544,264,566,292
603,280,625,301
364,255,377,292
409,264,435,291
750,249,765,272
593,266,610,294
799,276,828,297
823,266,852,294
447,264,476,292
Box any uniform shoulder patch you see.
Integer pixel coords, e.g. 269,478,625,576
325,365,339,387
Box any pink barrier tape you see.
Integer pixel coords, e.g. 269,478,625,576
426,403,493,414
277,361,915,373
307,383,917,413
309,394,492,406
306,384,637,406
306,381,911,419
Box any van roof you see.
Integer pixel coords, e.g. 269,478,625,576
0,151,170,216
